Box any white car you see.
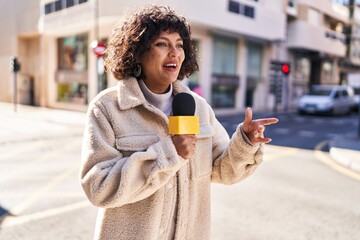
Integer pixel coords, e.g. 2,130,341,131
298,85,354,115
352,87,360,111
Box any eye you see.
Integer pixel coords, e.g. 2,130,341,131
176,43,184,49
155,42,167,47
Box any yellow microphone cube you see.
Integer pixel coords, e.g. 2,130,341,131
168,116,200,134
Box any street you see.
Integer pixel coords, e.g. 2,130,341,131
0,103,359,240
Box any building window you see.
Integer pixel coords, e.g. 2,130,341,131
322,61,334,84
332,0,349,6
211,35,239,108
228,0,255,19
229,0,240,14
54,0,62,12
66,0,75,8
58,34,88,71
212,36,237,75
57,34,88,104
246,42,263,107
43,0,88,15
244,5,255,18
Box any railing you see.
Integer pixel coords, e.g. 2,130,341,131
325,30,346,44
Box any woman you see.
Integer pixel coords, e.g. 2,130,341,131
80,5,278,240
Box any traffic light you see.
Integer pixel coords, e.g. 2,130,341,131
10,57,21,73
281,63,290,75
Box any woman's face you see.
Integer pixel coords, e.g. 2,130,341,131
140,31,185,93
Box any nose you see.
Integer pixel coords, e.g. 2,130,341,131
169,46,181,57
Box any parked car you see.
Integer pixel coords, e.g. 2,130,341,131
297,85,354,115
352,86,360,111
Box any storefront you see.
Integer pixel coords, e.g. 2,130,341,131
56,33,89,105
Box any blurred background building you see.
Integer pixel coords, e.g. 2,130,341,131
0,0,359,113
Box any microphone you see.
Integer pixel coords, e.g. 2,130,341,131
168,93,200,134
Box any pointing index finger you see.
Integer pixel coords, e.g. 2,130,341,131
255,118,279,126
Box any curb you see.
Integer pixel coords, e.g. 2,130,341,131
329,147,360,173
329,134,360,174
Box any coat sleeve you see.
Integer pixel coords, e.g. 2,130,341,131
80,101,187,208
209,108,263,184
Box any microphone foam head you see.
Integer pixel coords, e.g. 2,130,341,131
172,93,196,116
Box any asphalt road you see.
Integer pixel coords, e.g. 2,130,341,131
218,111,359,150
0,104,359,240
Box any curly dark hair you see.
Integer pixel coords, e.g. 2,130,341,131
104,5,199,81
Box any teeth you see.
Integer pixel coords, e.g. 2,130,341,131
165,63,176,67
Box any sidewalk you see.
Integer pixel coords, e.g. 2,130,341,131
0,102,86,126
0,102,86,143
329,134,360,173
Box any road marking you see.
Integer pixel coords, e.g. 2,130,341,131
0,140,80,183
326,133,340,138
0,200,91,229
0,138,54,161
0,191,84,197
298,130,315,137
274,128,290,134
314,141,360,181
264,145,300,161
333,120,345,125
8,164,79,215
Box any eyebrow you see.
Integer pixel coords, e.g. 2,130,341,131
157,36,183,42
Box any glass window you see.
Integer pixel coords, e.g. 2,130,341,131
332,0,349,6
45,3,53,14
58,83,88,104
211,35,238,108
247,42,263,79
57,34,88,105
246,42,263,107
309,89,332,96
212,35,237,75
322,61,333,84
58,34,88,71
228,0,240,14
54,0,62,12
66,0,75,8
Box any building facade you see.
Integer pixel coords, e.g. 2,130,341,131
285,0,350,108
1,0,352,113
0,0,288,113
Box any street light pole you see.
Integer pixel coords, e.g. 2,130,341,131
13,72,17,113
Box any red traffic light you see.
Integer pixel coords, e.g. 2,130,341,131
281,64,290,75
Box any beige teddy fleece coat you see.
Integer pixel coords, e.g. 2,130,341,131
80,77,263,240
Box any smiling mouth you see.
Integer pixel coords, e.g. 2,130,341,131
164,63,177,69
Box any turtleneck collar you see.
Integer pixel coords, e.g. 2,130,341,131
138,79,173,116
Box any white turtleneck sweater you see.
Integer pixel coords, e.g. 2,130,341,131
138,79,173,116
